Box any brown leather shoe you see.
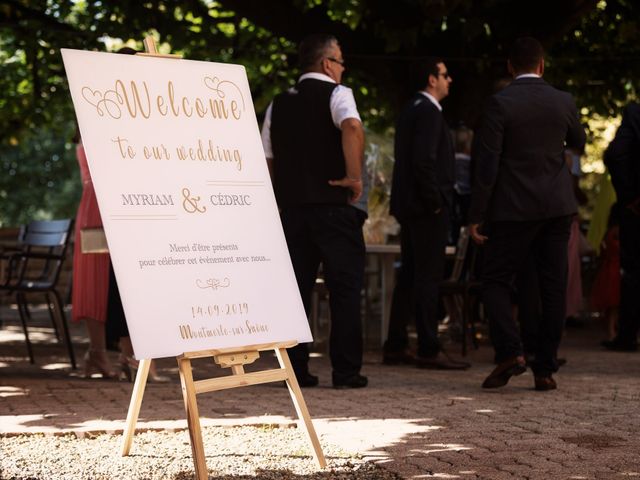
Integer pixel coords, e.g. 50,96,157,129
383,350,415,365
416,352,470,370
482,355,526,389
534,375,557,391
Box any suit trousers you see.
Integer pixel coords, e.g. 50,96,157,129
385,208,449,357
516,255,541,357
105,262,129,350
280,205,365,381
617,209,640,343
482,215,572,376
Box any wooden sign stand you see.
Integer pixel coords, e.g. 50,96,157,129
118,37,327,479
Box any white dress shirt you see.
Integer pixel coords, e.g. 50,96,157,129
515,73,541,80
261,72,361,158
418,91,443,111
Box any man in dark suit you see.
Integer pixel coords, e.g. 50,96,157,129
602,103,640,352
469,37,586,390
384,58,470,370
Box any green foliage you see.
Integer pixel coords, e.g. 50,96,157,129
1,0,638,226
546,0,639,116
0,126,79,226
0,0,294,226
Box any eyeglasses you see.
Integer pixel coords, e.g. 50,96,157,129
326,57,345,67
438,71,450,79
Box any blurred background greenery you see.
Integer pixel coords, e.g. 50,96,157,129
1,0,637,229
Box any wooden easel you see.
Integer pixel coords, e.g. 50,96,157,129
118,37,327,479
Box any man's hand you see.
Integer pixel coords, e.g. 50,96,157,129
329,177,363,203
470,223,488,244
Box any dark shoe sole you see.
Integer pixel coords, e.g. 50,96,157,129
283,379,318,388
298,381,319,388
293,373,319,388
333,382,367,389
534,383,557,391
534,377,557,391
332,375,368,389
482,363,526,389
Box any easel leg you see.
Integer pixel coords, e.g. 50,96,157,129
178,357,208,480
275,347,327,468
120,358,151,456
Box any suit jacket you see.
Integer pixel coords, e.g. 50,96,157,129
390,93,455,222
468,77,586,224
604,103,640,206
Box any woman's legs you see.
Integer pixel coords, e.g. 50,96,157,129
118,336,169,383
83,318,115,378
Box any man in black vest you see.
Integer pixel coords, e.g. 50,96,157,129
261,34,367,389
469,37,586,391
384,58,470,370
602,103,640,352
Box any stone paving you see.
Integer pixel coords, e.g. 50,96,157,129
1,307,640,479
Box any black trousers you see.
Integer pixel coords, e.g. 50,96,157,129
280,205,365,380
617,210,640,344
385,208,449,357
105,262,129,351
482,215,572,376
452,192,471,244
516,255,541,357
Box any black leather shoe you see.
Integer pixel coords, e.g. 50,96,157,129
601,339,638,352
416,352,470,370
482,355,526,389
332,373,368,389
295,372,319,388
534,375,557,391
382,350,415,365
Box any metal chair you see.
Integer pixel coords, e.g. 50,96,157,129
440,226,481,356
0,219,76,368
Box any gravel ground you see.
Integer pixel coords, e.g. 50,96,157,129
1,425,400,480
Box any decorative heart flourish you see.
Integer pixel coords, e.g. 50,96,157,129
203,76,223,97
81,87,104,109
203,76,245,111
80,85,122,119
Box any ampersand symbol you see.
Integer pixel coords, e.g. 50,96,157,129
182,188,206,214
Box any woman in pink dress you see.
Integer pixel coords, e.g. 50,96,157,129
72,139,114,378
70,48,169,383
590,204,621,340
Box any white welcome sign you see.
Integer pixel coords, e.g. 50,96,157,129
62,49,312,359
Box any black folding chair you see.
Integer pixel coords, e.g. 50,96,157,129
0,219,76,368
440,226,481,356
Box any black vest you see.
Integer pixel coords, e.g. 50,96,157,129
270,78,349,206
